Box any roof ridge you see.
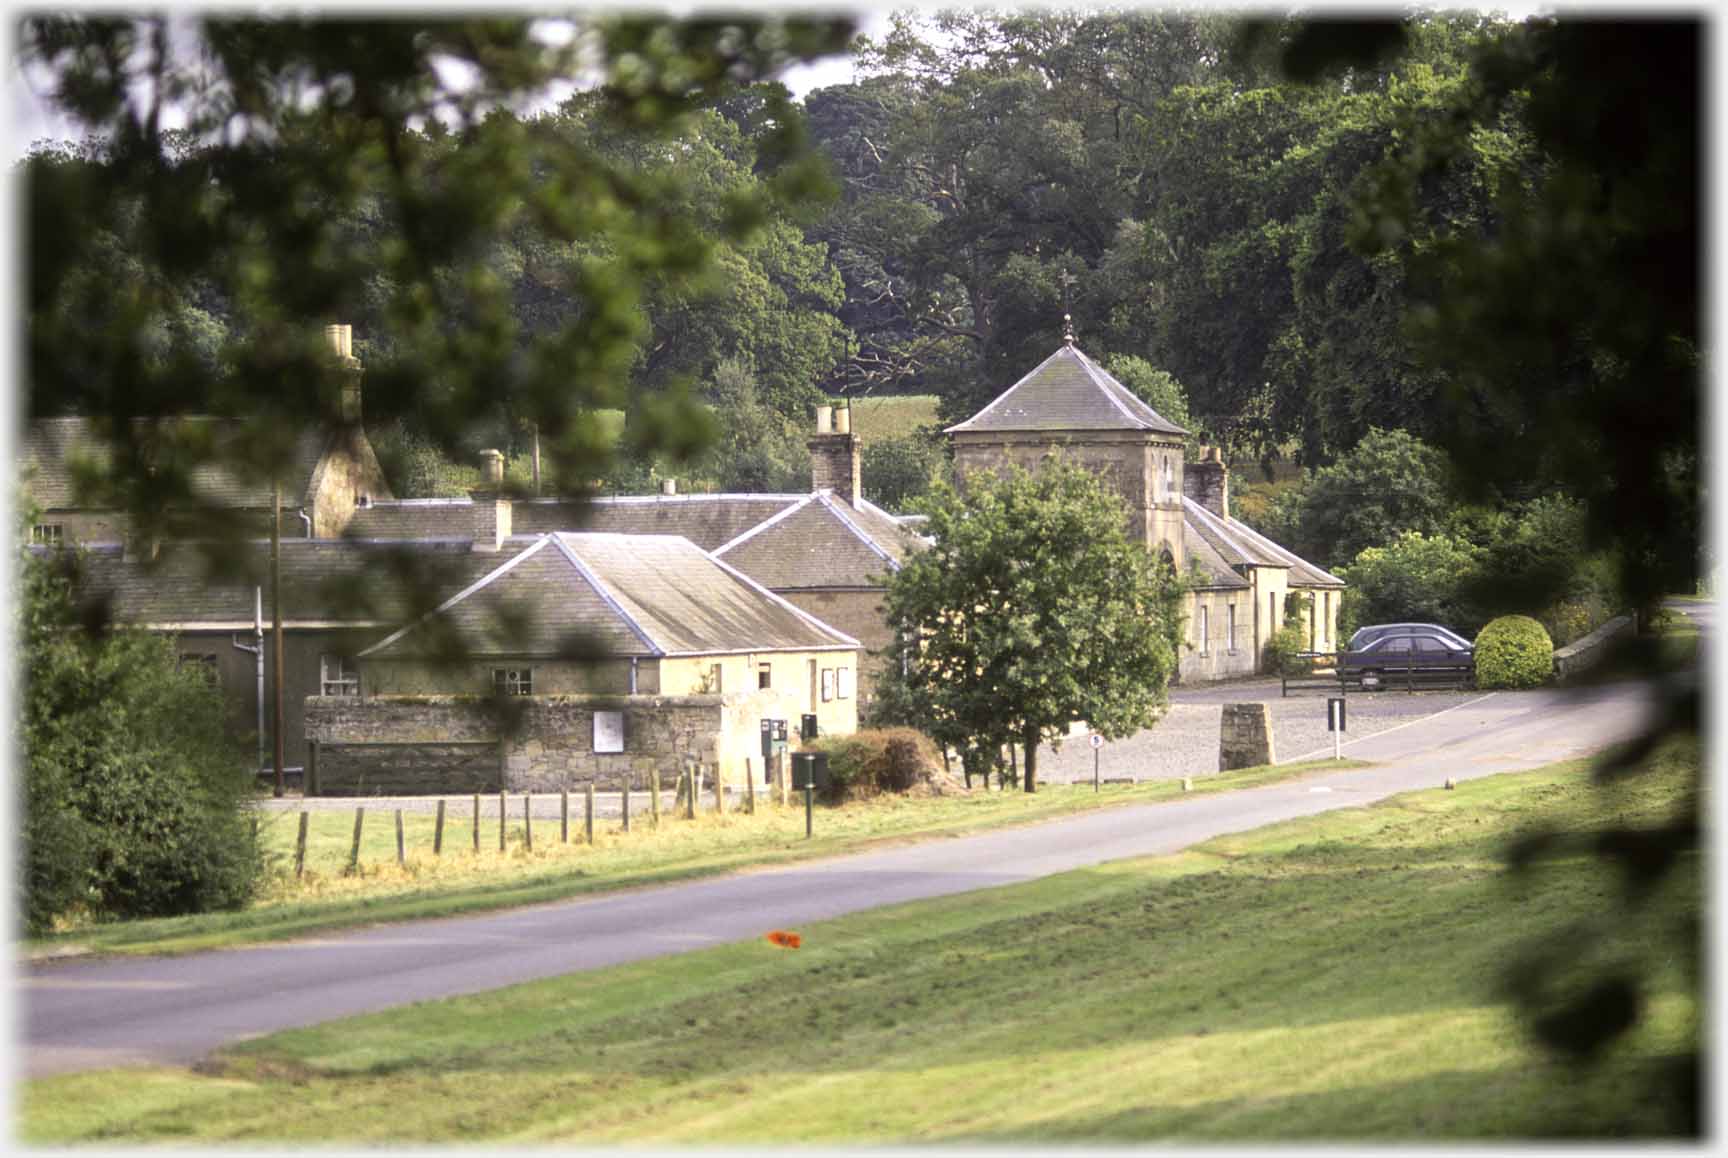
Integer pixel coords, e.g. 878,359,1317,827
712,493,818,555
943,346,1068,434
548,534,666,656
1071,347,1152,429
703,550,863,649
815,492,900,572
357,535,556,657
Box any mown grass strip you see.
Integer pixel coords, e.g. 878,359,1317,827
26,758,1358,959
22,741,1698,1143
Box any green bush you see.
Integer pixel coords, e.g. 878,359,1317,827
1264,623,1309,676
809,728,944,804
1473,615,1554,689
22,547,264,932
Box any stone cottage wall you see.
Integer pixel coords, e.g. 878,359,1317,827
304,693,725,794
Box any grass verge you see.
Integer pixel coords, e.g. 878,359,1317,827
25,758,1356,959
22,740,1698,1143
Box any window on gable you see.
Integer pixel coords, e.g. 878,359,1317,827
1227,603,1237,653
1198,605,1210,656
321,654,359,697
179,653,220,687
30,523,63,546
837,666,854,700
758,662,772,690
493,667,534,696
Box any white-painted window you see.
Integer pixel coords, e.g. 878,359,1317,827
837,666,854,700
758,662,772,690
30,523,64,546
493,668,534,696
1198,605,1210,656
821,668,835,702
1227,603,1237,653
320,654,359,696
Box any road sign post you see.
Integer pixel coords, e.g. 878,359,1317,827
1328,697,1347,760
1090,732,1103,791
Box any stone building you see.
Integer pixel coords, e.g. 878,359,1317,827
947,339,1343,680
307,531,859,793
21,324,392,548
341,405,926,700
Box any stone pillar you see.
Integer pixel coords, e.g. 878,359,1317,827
1219,702,1275,770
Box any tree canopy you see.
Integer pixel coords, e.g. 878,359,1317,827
878,458,1185,792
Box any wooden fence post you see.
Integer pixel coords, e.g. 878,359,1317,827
622,776,631,833
394,809,405,866
498,789,507,852
347,807,365,875
523,794,534,851
712,763,725,815
561,789,570,844
585,782,595,844
472,793,481,854
294,810,309,878
434,799,446,856
650,768,661,828
745,757,756,815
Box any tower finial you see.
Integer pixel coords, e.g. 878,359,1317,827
1058,268,1077,346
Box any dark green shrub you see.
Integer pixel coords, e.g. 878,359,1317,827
809,728,944,804
22,548,263,933
1264,623,1309,675
1473,615,1554,689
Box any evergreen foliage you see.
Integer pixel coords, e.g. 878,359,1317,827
1472,615,1554,690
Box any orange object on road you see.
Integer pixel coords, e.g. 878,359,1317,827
765,930,802,949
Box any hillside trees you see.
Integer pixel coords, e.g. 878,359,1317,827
879,459,1185,792
22,13,856,551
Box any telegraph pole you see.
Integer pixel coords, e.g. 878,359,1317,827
271,478,285,798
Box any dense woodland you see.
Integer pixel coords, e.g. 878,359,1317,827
21,10,1698,612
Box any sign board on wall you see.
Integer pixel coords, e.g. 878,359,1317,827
593,710,625,754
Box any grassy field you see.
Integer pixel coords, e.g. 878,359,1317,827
26,758,1353,960
842,393,941,443
22,740,1698,1143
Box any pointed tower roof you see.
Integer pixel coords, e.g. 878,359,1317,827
944,345,1190,436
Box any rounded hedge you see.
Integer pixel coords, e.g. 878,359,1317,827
1473,615,1554,689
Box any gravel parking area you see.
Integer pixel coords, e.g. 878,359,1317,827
1036,684,1488,784
253,683,1488,809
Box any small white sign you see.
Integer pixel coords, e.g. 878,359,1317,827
593,710,625,754
1089,733,1104,750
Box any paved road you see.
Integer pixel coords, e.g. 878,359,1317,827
22,677,1660,1078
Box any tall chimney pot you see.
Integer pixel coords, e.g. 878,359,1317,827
815,404,833,435
834,405,851,435
660,477,677,496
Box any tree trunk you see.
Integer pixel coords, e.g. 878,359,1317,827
1022,724,1039,794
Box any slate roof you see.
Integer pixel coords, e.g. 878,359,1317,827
49,538,501,627
344,493,807,552
361,533,859,659
713,492,930,588
945,344,1189,436
22,417,329,510
1182,523,1251,591
1182,498,1345,588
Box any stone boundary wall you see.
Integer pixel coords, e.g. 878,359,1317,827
305,694,725,793
1552,615,1634,682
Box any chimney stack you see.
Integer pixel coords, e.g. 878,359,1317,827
325,323,364,424
808,402,861,508
470,449,512,551
660,477,677,496
1183,445,1230,521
